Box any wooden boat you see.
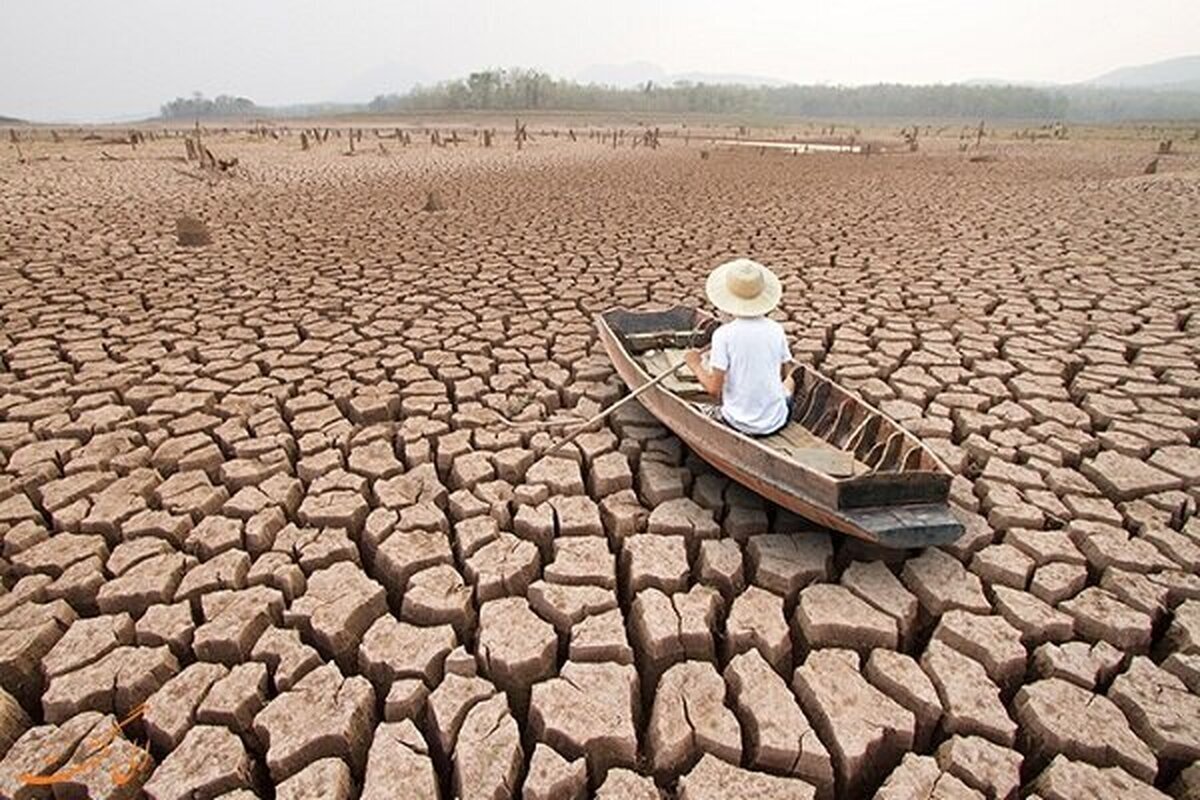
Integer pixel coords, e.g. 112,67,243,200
596,306,964,548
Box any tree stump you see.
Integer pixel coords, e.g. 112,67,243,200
176,215,212,247
423,191,445,212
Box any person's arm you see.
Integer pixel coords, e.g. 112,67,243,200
778,327,795,380
684,350,725,398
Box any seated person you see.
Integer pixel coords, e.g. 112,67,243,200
684,258,795,436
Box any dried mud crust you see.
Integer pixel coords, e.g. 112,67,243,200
0,127,1198,799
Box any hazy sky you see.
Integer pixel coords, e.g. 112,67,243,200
3,0,1197,121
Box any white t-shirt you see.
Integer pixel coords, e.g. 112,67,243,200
709,317,792,435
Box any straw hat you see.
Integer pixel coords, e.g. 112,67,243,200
705,258,782,317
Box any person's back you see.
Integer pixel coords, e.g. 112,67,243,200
684,258,795,437
710,316,791,434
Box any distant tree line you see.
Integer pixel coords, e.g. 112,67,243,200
160,92,259,119
157,70,1200,122
364,67,1200,121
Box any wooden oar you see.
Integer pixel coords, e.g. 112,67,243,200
543,354,699,455
495,411,582,430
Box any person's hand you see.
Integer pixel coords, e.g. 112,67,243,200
683,349,703,372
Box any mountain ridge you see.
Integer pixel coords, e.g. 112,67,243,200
1086,54,1200,90
575,61,790,88
965,54,1200,91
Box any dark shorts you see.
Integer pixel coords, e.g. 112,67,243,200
701,396,794,438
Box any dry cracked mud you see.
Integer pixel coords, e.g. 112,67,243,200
0,120,1198,799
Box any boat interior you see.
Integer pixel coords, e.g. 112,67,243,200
609,309,944,481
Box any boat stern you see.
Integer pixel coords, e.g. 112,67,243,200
842,503,965,549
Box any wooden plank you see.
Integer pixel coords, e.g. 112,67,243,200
661,348,688,369
640,350,669,374
639,349,704,395
761,428,858,477
663,375,703,394
790,448,855,477
829,400,856,447
624,329,708,347
878,432,905,472
851,415,882,460
842,503,964,548
776,424,829,449
837,472,951,509
800,382,830,428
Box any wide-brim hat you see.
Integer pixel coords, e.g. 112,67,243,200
705,258,782,317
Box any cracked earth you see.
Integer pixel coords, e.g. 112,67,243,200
0,124,1198,799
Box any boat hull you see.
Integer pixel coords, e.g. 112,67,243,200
597,310,964,548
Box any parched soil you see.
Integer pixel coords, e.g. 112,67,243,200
0,125,1199,800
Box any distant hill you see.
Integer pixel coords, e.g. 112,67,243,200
1086,54,1200,90
0,114,24,124
670,71,792,88
576,61,666,88
576,61,790,88
963,78,1057,88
